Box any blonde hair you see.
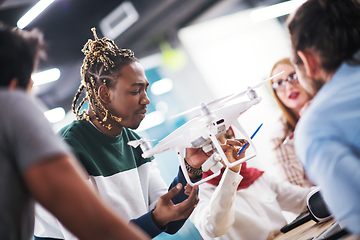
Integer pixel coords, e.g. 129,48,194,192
269,57,297,130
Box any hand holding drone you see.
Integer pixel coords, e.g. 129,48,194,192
128,71,284,186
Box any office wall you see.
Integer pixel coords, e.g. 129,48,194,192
178,8,292,175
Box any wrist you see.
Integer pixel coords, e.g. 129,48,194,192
151,209,167,228
229,163,241,173
184,158,203,176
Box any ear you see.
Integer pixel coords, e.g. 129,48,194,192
98,84,110,103
26,79,34,93
8,78,18,90
297,50,320,78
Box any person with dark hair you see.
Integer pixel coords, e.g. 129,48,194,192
287,0,360,236
0,22,150,240
34,28,205,239
268,57,314,188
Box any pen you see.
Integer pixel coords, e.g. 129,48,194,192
237,123,263,155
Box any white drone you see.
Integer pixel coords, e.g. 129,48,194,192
128,72,284,186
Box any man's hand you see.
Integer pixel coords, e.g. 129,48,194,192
151,183,199,228
185,147,209,169
184,147,210,179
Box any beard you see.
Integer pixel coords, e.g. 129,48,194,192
295,65,325,98
309,78,325,96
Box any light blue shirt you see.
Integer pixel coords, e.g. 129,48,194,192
295,61,360,236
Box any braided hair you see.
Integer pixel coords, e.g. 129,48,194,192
72,28,138,130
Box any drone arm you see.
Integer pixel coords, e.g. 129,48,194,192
208,133,232,167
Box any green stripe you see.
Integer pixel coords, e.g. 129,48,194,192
59,120,154,177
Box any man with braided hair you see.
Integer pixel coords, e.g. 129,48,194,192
0,22,150,240
288,0,360,236
35,28,206,239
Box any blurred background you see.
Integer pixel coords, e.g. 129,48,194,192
0,0,306,239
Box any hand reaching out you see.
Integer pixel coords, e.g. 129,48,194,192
151,183,199,228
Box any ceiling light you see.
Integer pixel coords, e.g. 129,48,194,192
251,0,307,22
17,0,55,29
32,68,60,86
151,78,173,95
100,1,139,39
136,111,165,132
44,107,65,123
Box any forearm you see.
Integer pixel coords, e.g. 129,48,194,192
130,211,164,238
207,168,241,237
307,141,360,236
193,168,241,238
25,154,149,240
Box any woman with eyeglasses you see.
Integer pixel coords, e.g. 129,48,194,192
269,57,315,188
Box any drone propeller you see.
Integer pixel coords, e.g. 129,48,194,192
170,94,235,119
216,71,284,105
170,71,284,119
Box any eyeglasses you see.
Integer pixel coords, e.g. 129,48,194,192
272,73,299,91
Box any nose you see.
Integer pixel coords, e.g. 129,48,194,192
285,80,294,91
140,92,150,105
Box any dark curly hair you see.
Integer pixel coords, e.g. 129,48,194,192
287,0,360,73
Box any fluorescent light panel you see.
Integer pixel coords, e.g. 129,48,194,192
251,0,307,22
100,1,139,39
17,0,54,29
151,78,173,95
44,107,65,123
136,111,165,132
32,68,60,86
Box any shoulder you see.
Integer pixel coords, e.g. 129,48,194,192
59,120,89,138
0,90,42,116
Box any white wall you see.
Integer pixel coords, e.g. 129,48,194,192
178,9,291,175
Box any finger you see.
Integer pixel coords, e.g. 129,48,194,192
226,139,248,147
177,185,199,209
225,139,240,147
232,138,248,145
184,184,192,196
177,186,200,218
161,183,183,202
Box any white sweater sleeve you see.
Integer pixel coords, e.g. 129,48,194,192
190,168,243,238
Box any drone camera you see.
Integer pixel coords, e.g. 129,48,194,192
191,136,208,148
216,119,224,125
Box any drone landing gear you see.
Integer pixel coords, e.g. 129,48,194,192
177,148,221,187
